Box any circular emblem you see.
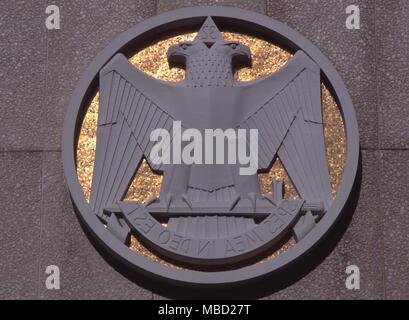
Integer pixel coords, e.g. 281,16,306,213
63,7,359,291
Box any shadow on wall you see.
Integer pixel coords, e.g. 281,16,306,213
75,151,362,299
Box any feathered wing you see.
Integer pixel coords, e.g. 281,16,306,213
89,54,180,218
237,51,332,209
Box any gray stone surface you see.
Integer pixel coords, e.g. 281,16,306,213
0,2,46,151
267,0,377,149
1,0,409,300
376,0,409,62
39,152,152,299
271,151,384,299
336,151,383,299
44,0,156,150
380,151,409,299
378,61,409,149
0,152,42,299
157,0,266,14
269,250,344,300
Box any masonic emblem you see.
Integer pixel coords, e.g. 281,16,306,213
62,7,359,291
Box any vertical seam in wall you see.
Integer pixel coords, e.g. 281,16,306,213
373,1,386,300
38,0,49,298
152,0,159,300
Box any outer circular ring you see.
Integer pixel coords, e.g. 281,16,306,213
62,6,359,287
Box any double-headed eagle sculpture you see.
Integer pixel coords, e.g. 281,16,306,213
88,18,332,247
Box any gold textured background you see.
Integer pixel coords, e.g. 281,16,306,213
75,31,346,268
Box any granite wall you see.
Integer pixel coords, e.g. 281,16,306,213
1,0,408,299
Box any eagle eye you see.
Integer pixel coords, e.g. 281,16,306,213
181,44,188,50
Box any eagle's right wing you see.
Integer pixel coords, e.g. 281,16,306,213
237,51,332,209
89,54,180,218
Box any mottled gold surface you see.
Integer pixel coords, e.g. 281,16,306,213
129,33,195,82
322,85,346,196
259,159,299,199
76,93,98,201
130,235,183,269
262,237,296,262
128,32,291,83
125,160,162,203
76,31,346,269
129,234,296,270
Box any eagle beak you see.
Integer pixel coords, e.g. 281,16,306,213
167,44,187,69
232,44,252,69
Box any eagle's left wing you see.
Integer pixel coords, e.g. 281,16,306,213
89,54,182,220
237,51,332,209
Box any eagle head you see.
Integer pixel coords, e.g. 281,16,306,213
167,17,252,87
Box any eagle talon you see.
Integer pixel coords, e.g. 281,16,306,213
228,192,259,212
247,192,257,212
145,196,160,207
181,193,193,210
228,194,241,211
164,194,173,213
263,194,277,207
160,193,193,212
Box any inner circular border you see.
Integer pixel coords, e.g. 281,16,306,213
62,6,359,287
